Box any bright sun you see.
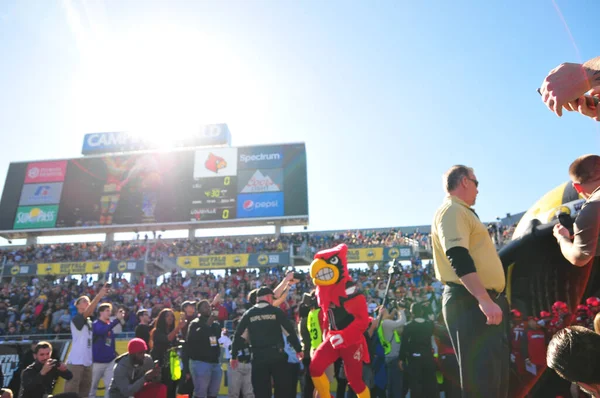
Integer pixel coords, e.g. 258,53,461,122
66,21,268,147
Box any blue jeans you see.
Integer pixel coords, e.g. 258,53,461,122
386,357,403,398
190,360,223,398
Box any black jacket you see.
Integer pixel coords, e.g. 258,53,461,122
19,361,73,398
231,301,301,365
185,317,221,364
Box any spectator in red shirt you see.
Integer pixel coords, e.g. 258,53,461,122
524,317,547,373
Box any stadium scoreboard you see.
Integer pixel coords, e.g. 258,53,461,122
0,143,308,236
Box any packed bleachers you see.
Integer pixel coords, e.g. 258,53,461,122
0,223,526,340
0,256,440,338
0,227,437,265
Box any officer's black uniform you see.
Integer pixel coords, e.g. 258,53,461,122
231,287,302,398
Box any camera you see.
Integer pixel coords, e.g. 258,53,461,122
388,260,402,275
293,272,306,281
300,292,317,309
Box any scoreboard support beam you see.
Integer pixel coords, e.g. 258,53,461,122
275,223,281,237
105,232,114,243
188,228,195,240
26,236,37,246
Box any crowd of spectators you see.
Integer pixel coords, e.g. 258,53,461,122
0,228,434,266
488,223,517,249
0,256,438,339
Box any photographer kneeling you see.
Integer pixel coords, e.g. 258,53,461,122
108,338,164,398
19,341,75,398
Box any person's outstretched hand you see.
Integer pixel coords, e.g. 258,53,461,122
540,62,592,117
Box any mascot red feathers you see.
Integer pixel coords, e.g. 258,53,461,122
309,244,371,398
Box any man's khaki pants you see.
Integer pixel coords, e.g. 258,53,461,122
64,364,93,398
227,362,254,398
89,360,116,398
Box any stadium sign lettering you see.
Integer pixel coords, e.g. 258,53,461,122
60,263,86,274
240,153,281,163
0,354,19,387
86,132,133,148
16,210,55,223
199,256,227,266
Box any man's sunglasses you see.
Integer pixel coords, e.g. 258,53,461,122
466,177,479,188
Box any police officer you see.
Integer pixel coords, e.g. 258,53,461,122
230,287,303,398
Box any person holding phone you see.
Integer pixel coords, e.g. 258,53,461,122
108,338,165,398
553,154,600,267
539,56,600,118
64,283,108,398
19,341,74,398
89,303,126,398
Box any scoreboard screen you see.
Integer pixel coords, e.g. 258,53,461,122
0,143,308,232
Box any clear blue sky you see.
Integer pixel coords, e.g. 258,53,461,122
0,0,599,242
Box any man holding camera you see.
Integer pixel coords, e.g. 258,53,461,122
19,341,75,398
108,338,164,398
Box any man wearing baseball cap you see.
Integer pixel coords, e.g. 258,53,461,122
108,338,164,398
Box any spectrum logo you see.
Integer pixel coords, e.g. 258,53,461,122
237,193,284,218
240,153,281,163
237,147,283,169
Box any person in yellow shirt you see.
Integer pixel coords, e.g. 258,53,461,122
431,165,509,398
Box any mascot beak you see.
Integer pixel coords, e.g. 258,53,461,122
310,258,340,286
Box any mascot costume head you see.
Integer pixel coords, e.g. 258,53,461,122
310,243,352,308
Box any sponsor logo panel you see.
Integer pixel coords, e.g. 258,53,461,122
13,205,59,229
19,183,63,206
24,161,67,183
238,169,283,194
37,261,110,275
347,248,384,262
237,192,284,218
177,252,290,269
237,146,284,169
194,148,238,179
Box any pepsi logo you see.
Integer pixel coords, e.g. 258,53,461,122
243,200,254,211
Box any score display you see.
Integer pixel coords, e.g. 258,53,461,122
0,143,308,232
190,176,238,220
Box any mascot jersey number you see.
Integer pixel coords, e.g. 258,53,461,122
309,244,371,398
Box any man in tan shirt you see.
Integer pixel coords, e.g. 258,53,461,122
554,154,600,267
432,165,509,398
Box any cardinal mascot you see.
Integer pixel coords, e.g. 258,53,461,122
309,243,371,398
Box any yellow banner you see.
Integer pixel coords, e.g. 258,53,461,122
347,248,384,263
178,254,250,269
37,261,110,275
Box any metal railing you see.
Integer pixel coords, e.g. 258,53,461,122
0,331,137,343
